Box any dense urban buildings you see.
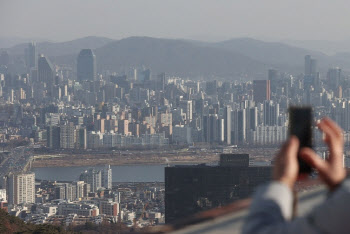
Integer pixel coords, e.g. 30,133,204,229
1,37,350,231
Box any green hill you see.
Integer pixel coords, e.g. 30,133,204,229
0,209,66,234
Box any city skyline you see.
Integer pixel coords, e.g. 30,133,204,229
1,1,350,231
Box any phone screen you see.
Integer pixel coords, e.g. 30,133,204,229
289,107,313,174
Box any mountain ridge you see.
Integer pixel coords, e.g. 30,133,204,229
2,36,350,77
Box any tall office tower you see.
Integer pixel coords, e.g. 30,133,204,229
8,173,35,205
224,106,232,145
25,42,37,70
143,69,151,81
304,55,317,76
46,126,61,149
268,69,279,93
263,100,279,126
38,54,55,87
0,51,10,66
232,109,246,145
206,80,218,95
253,80,270,103
157,73,166,91
60,122,75,149
77,49,97,82
101,165,112,189
327,67,342,91
79,168,102,193
165,154,271,223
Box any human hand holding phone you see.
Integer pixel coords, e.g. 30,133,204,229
289,107,313,174
300,118,346,190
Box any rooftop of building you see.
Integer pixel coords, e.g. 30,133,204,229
146,178,324,234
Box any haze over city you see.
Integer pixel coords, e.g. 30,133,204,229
1,0,350,43
1,1,350,233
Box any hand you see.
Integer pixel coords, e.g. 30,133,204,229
273,136,300,189
300,118,346,190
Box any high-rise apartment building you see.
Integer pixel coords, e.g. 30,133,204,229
60,122,76,149
47,126,61,149
76,128,87,149
203,114,220,143
179,100,193,123
80,168,102,193
232,109,246,145
263,100,279,126
101,165,112,189
8,173,35,205
253,80,270,103
224,106,232,145
118,120,129,135
77,49,97,82
249,107,258,131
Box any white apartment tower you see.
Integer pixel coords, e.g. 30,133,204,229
8,173,35,205
102,165,112,189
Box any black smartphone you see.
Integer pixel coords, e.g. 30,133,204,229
289,106,313,174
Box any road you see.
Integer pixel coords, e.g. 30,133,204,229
0,145,33,177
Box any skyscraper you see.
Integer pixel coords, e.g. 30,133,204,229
268,69,279,93
60,122,75,149
327,67,342,91
8,173,35,205
77,49,97,82
38,54,55,86
253,80,270,103
304,55,317,76
25,42,37,70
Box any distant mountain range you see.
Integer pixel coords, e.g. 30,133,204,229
1,36,113,57
1,36,350,78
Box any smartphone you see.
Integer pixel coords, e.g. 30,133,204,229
289,106,313,174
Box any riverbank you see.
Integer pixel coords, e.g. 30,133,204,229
32,152,220,168
31,147,280,168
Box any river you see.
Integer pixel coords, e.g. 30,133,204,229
32,164,167,182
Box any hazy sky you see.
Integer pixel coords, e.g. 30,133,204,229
1,0,349,42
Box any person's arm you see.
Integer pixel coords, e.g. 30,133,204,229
244,179,350,234
243,137,300,234
242,181,294,234
243,118,347,234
